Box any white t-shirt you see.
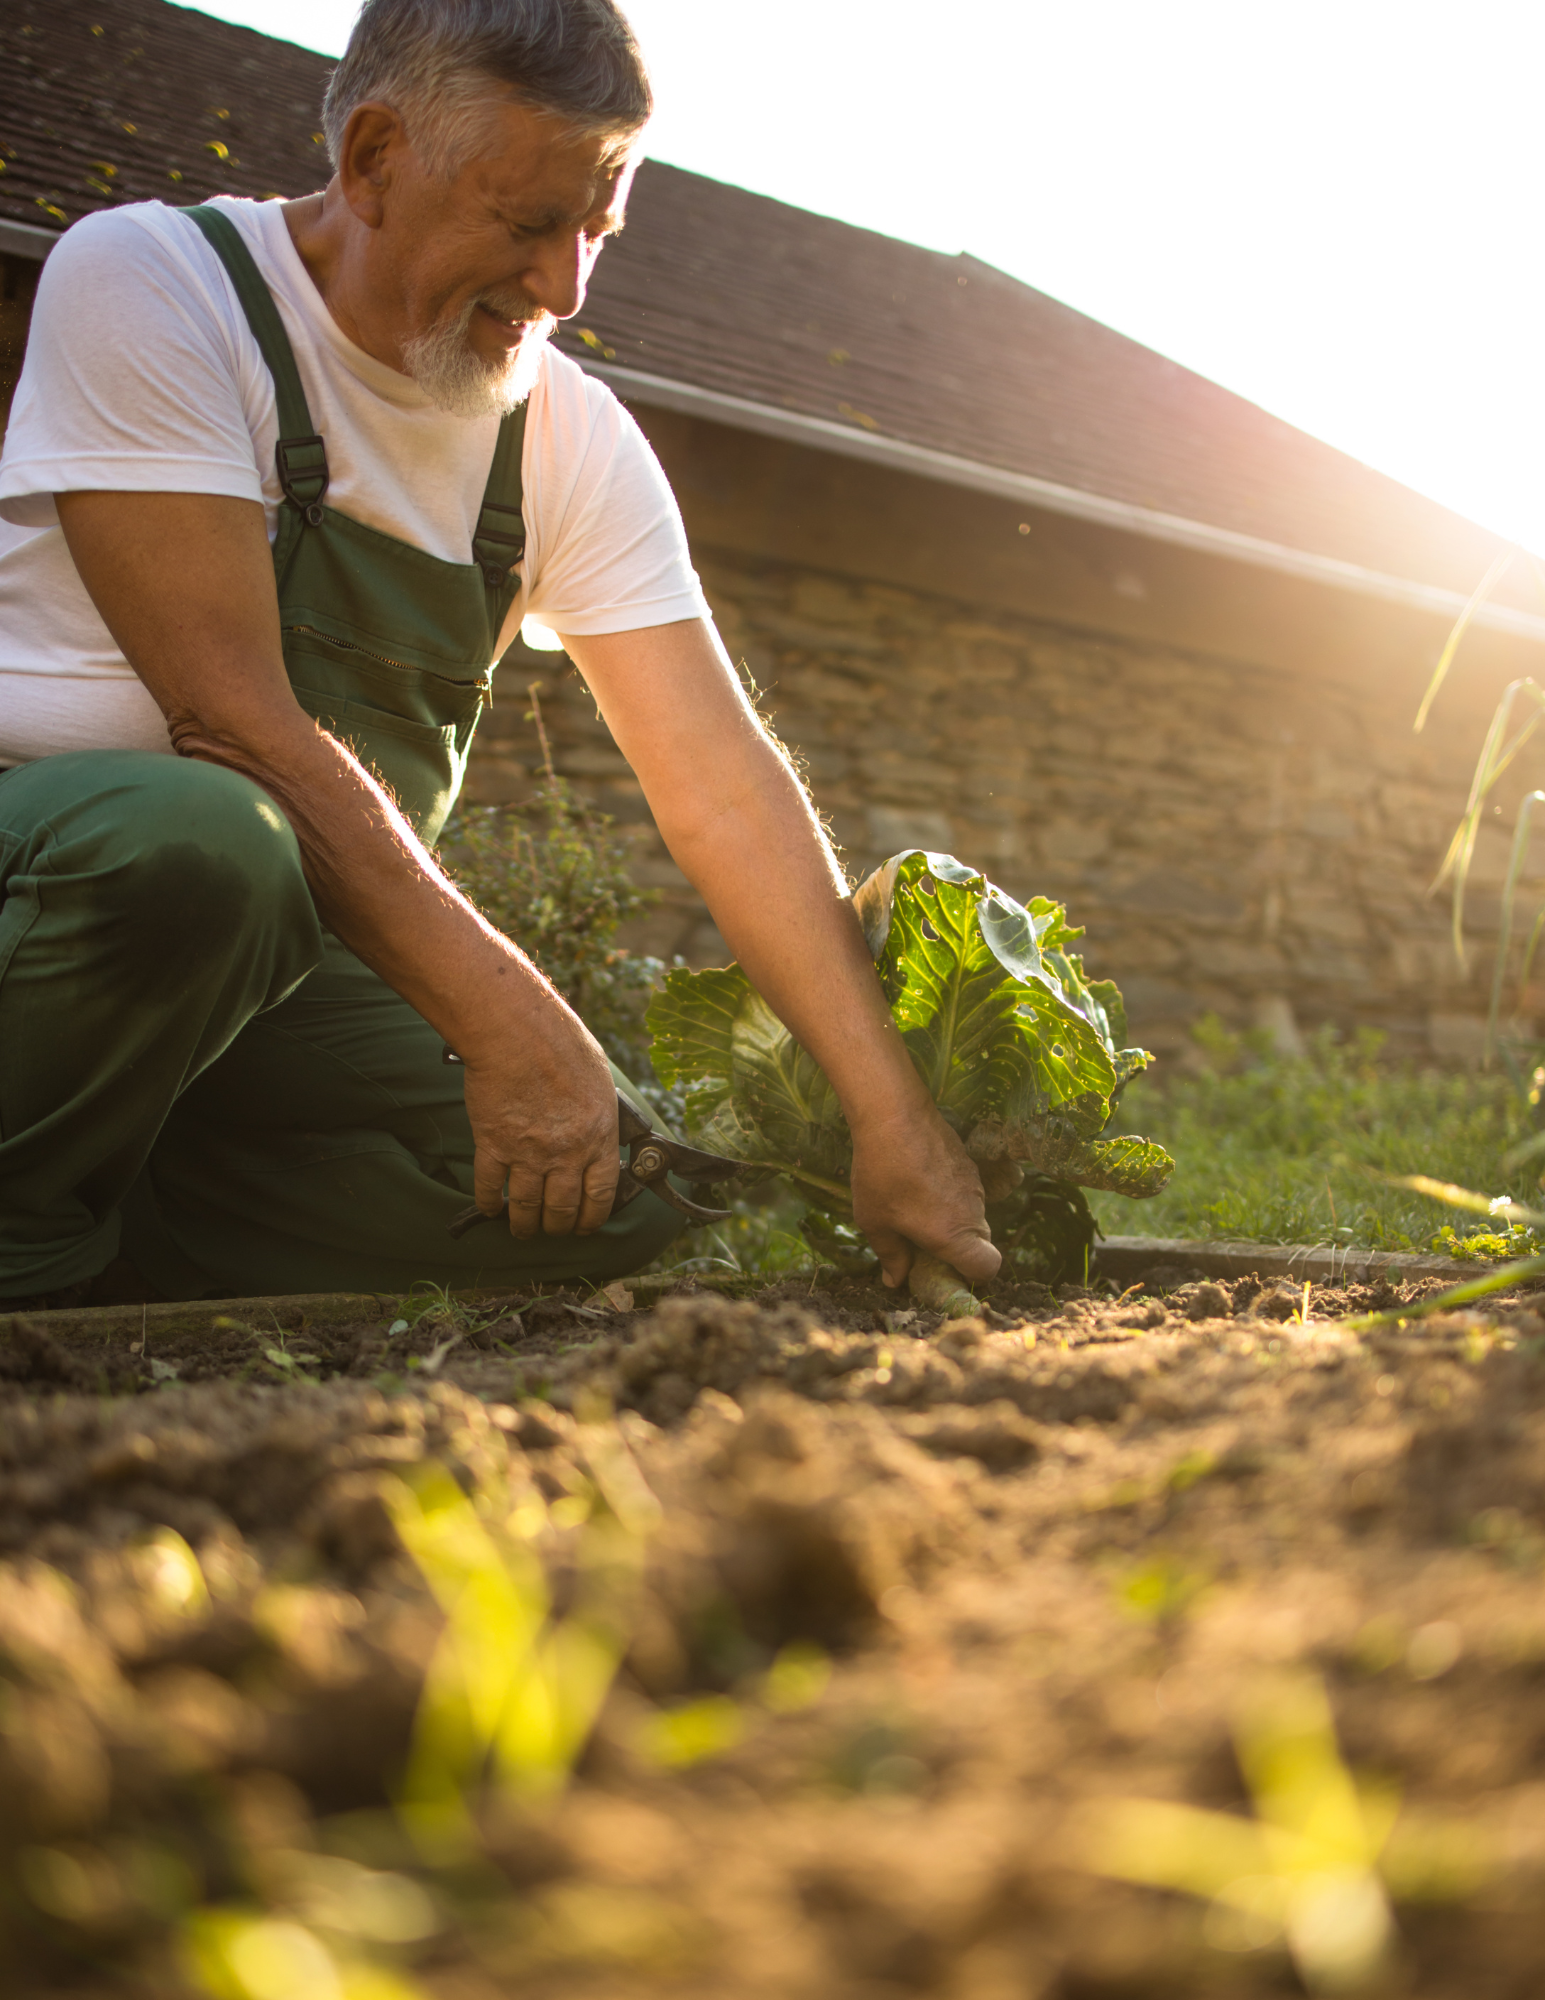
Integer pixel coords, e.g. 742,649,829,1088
0,196,706,764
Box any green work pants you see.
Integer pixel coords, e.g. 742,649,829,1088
0,750,684,1299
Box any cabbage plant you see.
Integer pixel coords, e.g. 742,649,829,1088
647,852,1173,1307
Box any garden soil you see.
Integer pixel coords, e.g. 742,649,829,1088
4,1267,1545,1997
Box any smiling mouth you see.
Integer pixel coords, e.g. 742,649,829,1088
476,301,545,333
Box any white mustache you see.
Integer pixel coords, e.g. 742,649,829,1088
476,292,549,329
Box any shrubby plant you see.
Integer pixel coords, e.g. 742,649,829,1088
440,695,664,1077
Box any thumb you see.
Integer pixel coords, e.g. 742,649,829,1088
929,1225,1002,1287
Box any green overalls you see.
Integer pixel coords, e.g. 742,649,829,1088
0,204,683,1300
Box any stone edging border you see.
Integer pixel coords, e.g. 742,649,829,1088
1094,1235,1480,1288
0,1238,1515,1348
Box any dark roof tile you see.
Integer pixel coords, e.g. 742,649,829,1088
0,0,331,226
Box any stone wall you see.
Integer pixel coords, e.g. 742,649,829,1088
466,544,1521,1064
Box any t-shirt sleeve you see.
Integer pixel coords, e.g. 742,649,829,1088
521,359,707,636
0,207,266,529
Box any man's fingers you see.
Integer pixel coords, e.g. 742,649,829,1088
474,1149,619,1240
472,1146,507,1217
862,1223,913,1291
576,1157,620,1236
502,1163,549,1239
539,1170,586,1237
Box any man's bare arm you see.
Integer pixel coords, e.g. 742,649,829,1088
56,489,619,1236
563,618,1000,1289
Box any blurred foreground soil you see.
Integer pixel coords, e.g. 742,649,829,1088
3,1268,1545,1997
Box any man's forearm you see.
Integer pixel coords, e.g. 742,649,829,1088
558,617,998,1282
567,618,930,1132
54,489,565,1067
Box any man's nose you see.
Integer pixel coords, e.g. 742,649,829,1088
519,232,594,322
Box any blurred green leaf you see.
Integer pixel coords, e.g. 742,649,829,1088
633,1695,745,1769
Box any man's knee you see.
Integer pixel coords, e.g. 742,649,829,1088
1,752,320,988
124,756,300,877
101,758,312,963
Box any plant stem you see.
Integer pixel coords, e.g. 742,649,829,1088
527,679,558,784
775,1165,853,1202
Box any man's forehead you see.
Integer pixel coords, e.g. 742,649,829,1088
483,131,637,231
495,183,629,231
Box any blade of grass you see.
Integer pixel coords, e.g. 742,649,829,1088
1414,543,1518,733
1431,679,1545,971
1487,791,1545,1059
1500,1126,1545,1175
1384,1172,1545,1228
1518,906,1545,1005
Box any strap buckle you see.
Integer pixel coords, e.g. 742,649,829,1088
472,498,525,592
275,434,330,528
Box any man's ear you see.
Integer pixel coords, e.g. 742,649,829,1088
336,102,406,230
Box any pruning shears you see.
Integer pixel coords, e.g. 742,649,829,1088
444,1079,755,1239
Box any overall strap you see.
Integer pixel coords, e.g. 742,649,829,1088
182,204,330,527
473,403,528,593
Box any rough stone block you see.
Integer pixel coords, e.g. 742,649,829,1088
1037,817,1112,866
791,576,872,627
867,805,953,854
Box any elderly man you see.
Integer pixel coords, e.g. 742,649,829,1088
0,0,998,1307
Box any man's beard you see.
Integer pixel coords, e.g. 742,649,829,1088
402,290,553,420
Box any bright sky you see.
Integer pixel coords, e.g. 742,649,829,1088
192,0,1545,556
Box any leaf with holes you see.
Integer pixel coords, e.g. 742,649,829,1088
651,964,852,1201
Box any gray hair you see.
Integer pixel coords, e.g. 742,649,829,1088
321,0,652,178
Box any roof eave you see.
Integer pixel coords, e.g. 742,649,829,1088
583,359,1545,648
0,218,63,261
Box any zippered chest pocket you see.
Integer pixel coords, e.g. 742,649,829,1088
284,626,485,845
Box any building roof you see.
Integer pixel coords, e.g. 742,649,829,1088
0,0,332,229
3,0,1538,636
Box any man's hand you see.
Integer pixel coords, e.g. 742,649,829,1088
849,1100,1002,1291
460,1002,620,1235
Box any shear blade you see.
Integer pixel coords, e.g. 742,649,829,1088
652,1179,735,1224
654,1141,752,1182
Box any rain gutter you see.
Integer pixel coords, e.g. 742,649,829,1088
0,218,62,262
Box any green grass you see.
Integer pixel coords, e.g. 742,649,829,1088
1087,1020,1545,1255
